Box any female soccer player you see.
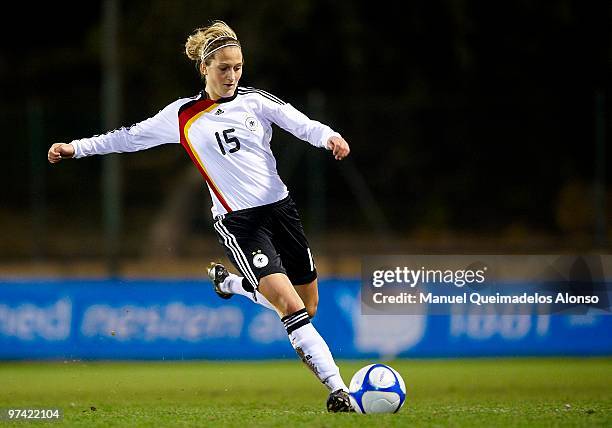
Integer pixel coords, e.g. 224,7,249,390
47,21,353,412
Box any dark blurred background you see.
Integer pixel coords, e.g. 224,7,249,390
1,0,610,276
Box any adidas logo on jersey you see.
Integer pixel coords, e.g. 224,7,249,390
215,108,225,115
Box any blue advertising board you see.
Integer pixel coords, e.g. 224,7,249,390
0,279,610,359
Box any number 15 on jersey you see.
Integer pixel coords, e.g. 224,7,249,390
215,128,241,155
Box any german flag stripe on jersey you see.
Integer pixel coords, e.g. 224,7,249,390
178,97,233,213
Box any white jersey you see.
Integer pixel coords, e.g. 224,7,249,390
70,87,339,217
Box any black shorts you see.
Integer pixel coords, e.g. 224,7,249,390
213,195,317,290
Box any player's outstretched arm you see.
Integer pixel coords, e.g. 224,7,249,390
326,136,350,160
47,143,75,164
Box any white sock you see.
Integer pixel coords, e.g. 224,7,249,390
283,308,348,392
220,273,275,311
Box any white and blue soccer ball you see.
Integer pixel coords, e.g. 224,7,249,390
348,364,406,414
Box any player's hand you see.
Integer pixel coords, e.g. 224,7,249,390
327,136,350,160
48,143,75,164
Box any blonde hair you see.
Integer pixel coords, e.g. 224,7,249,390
185,21,241,67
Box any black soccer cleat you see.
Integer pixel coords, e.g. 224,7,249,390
207,262,232,300
326,389,355,413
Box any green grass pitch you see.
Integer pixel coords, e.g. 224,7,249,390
0,358,610,427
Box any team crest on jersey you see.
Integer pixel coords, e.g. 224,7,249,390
245,116,259,131
252,250,269,268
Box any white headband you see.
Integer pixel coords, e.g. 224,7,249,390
201,36,240,61
201,43,241,61
204,35,234,50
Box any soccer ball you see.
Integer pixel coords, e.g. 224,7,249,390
348,364,406,414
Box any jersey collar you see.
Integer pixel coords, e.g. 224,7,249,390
201,89,238,104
